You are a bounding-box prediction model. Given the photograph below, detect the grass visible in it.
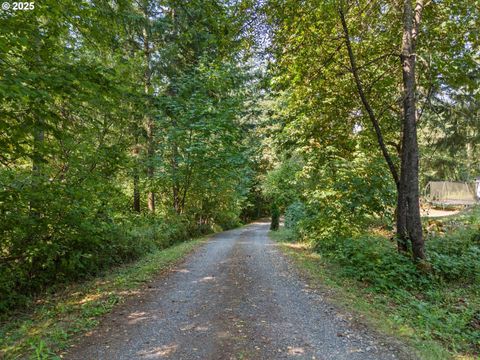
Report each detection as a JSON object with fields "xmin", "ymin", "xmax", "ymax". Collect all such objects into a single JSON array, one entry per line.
[
  {"xmin": 0, "ymin": 236, "xmax": 208, "ymax": 359},
  {"xmin": 270, "ymin": 207, "xmax": 480, "ymax": 360}
]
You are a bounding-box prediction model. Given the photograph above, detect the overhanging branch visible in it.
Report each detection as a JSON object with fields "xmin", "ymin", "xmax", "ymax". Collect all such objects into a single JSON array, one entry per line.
[{"xmin": 338, "ymin": 7, "xmax": 400, "ymax": 188}]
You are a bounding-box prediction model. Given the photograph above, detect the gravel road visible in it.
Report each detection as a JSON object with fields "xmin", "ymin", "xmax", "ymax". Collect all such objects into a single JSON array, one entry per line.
[{"xmin": 66, "ymin": 221, "xmax": 416, "ymax": 360}]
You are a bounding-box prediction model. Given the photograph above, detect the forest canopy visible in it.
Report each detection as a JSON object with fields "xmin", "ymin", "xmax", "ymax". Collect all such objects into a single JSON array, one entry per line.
[{"xmin": 0, "ymin": 0, "xmax": 267, "ymax": 310}]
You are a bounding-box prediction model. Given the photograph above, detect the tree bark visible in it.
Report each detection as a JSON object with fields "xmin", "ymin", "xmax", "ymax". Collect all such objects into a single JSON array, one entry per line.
[
  {"xmin": 143, "ymin": 10, "xmax": 155, "ymax": 214},
  {"xmin": 133, "ymin": 138, "xmax": 141, "ymax": 213},
  {"xmin": 400, "ymin": 0, "xmax": 425, "ymax": 260},
  {"xmin": 30, "ymin": 35, "xmax": 44, "ymax": 219}
]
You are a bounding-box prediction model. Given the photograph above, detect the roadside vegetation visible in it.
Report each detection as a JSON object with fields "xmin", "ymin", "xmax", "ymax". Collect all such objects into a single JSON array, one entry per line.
[
  {"xmin": 263, "ymin": 2, "xmax": 479, "ymax": 358},
  {"xmin": 0, "ymin": 236, "xmax": 207, "ymax": 359},
  {"xmin": 0, "ymin": 1, "xmax": 266, "ymax": 313},
  {"xmin": 1, "ymin": 2, "xmax": 267, "ymax": 357},
  {"xmin": 271, "ymin": 207, "xmax": 480, "ymax": 359}
]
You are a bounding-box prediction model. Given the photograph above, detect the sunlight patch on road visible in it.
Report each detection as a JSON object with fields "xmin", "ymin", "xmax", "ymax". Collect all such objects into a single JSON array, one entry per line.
[
  {"xmin": 287, "ymin": 346, "xmax": 305, "ymax": 355},
  {"xmin": 127, "ymin": 311, "xmax": 150, "ymax": 325},
  {"xmin": 138, "ymin": 343, "xmax": 178, "ymax": 358},
  {"xmin": 174, "ymin": 269, "xmax": 190, "ymax": 273}
]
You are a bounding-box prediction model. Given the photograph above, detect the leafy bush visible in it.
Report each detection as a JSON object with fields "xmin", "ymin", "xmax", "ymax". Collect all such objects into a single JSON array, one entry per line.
[
  {"xmin": 262, "ymin": 157, "xmax": 304, "ymax": 210},
  {"xmin": 0, "ymin": 174, "xmax": 198, "ymax": 312},
  {"xmin": 427, "ymin": 228, "xmax": 480, "ymax": 283},
  {"xmin": 213, "ymin": 212, "xmax": 242, "ymax": 231},
  {"xmin": 333, "ymin": 235, "xmax": 424, "ymax": 292},
  {"xmin": 299, "ymin": 151, "xmax": 396, "ymax": 247},
  {"xmin": 285, "ymin": 201, "xmax": 306, "ymax": 230},
  {"xmin": 306, "ymin": 228, "xmax": 479, "ymax": 294}
]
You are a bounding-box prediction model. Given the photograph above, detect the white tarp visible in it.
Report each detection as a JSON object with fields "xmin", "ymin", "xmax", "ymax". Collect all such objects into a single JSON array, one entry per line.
[
  {"xmin": 426, "ymin": 181, "xmax": 478, "ymax": 204},
  {"xmin": 476, "ymin": 179, "xmax": 480, "ymax": 200}
]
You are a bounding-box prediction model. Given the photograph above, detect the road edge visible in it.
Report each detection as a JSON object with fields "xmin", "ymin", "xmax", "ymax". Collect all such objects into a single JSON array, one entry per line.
[
  {"xmin": 0, "ymin": 235, "xmax": 213, "ymax": 359},
  {"xmin": 269, "ymin": 230, "xmax": 452, "ymax": 360}
]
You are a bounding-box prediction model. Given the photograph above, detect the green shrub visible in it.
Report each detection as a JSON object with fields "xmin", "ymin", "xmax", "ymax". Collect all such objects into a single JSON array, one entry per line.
[
  {"xmin": 285, "ymin": 201, "xmax": 306, "ymax": 230},
  {"xmin": 427, "ymin": 229, "xmax": 480, "ymax": 283},
  {"xmin": 333, "ymin": 235, "xmax": 424, "ymax": 292},
  {"xmin": 308, "ymin": 228, "xmax": 479, "ymax": 293},
  {"xmin": 213, "ymin": 212, "xmax": 242, "ymax": 231},
  {"xmin": 0, "ymin": 180, "xmax": 196, "ymax": 313},
  {"xmin": 298, "ymin": 152, "xmax": 396, "ymax": 247},
  {"xmin": 270, "ymin": 202, "xmax": 280, "ymax": 231}
]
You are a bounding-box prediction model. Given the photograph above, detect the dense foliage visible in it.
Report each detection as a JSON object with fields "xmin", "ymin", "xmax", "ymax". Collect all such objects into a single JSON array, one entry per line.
[
  {"xmin": 0, "ymin": 0, "xmax": 265, "ymax": 311},
  {"xmin": 263, "ymin": 0, "xmax": 479, "ymax": 255}
]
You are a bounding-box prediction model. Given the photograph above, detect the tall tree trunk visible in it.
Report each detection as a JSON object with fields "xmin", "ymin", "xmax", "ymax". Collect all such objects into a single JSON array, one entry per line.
[
  {"xmin": 143, "ymin": 15, "xmax": 155, "ymax": 214},
  {"xmin": 400, "ymin": 0, "xmax": 425, "ymax": 260},
  {"xmin": 339, "ymin": 3, "xmax": 427, "ymax": 259},
  {"xmin": 133, "ymin": 137, "xmax": 141, "ymax": 213},
  {"xmin": 30, "ymin": 36, "xmax": 44, "ymax": 219},
  {"xmin": 30, "ymin": 117, "xmax": 44, "ymax": 217},
  {"xmin": 172, "ymin": 138, "xmax": 180, "ymax": 214}
]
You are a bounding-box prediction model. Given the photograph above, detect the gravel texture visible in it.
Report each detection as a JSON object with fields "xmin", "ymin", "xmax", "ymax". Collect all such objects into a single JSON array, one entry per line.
[{"xmin": 66, "ymin": 221, "xmax": 417, "ymax": 360}]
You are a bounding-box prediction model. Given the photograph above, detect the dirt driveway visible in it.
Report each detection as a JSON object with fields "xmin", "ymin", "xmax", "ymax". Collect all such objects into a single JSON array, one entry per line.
[{"xmin": 66, "ymin": 221, "xmax": 415, "ymax": 360}]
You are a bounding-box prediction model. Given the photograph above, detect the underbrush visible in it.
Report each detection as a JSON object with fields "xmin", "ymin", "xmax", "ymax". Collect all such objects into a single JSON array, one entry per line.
[
  {"xmin": 0, "ymin": 212, "xmax": 216, "ymax": 313},
  {"xmin": 0, "ymin": 238, "xmax": 205, "ymax": 359},
  {"xmin": 275, "ymin": 207, "xmax": 480, "ymax": 358}
]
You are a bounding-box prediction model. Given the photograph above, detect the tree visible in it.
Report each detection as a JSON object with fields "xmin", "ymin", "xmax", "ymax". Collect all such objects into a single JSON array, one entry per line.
[
  {"xmin": 338, "ymin": 1, "xmax": 426, "ymax": 259},
  {"xmin": 397, "ymin": 0, "xmax": 426, "ymax": 259},
  {"xmin": 0, "ymin": 0, "xmax": 262, "ymax": 309},
  {"xmin": 264, "ymin": 0, "xmax": 478, "ymax": 260}
]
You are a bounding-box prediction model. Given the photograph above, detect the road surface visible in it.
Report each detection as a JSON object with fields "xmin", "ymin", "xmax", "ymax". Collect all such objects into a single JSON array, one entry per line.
[{"xmin": 66, "ymin": 221, "xmax": 415, "ymax": 360}]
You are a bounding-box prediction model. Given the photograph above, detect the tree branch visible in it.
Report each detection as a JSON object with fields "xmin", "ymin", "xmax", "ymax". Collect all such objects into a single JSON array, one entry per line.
[
  {"xmin": 413, "ymin": 0, "xmax": 428, "ymax": 47},
  {"xmin": 338, "ymin": 7, "xmax": 400, "ymax": 188}
]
